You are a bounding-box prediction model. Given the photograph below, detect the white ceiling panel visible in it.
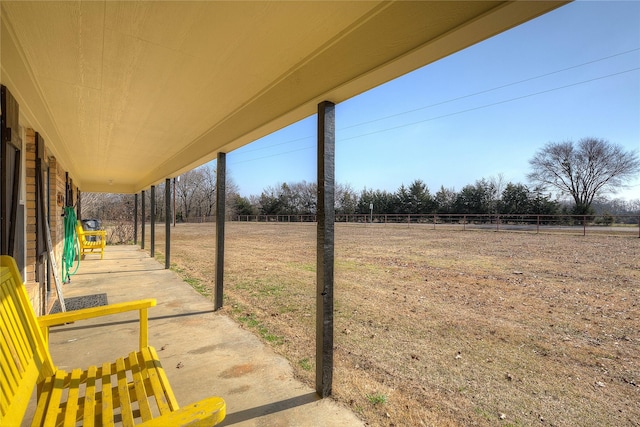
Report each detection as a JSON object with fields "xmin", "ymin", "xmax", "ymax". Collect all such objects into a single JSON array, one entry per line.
[{"xmin": 1, "ymin": 1, "xmax": 567, "ymax": 193}]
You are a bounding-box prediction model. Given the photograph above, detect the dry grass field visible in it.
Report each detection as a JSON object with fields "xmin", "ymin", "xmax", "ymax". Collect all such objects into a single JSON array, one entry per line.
[{"xmin": 148, "ymin": 222, "xmax": 639, "ymax": 426}]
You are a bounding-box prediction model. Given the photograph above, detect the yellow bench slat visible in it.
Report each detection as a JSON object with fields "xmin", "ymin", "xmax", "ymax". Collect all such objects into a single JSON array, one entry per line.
[
  {"xmin": 101, "ymin": 362, "xmax": 114, "ymax": 426},
  {"xmin": 83, "ymin": 365, "xmax": 98, "ymax": 427},
  {"xmin": 62, "ymin": 368, "xmax": 83, "ymax": 427},
  {"xmin": 139, "ymin": 347, "xmax": 178, "ymax": 415},
  {"xmin": 0, "ymin": 360, "xmax": 40, "ymax": 424},
  {"xmin": 116, "ymin": 356, "xmax": 136, "ymax": 427},
  {"xmin": 32, "ymin": 372, "xmax": 54, "ymax": 426},
  {"xmin": 128, "ymin": 351, "xmax": 153, "ymax": 422},
  {"xmin": 0, "ymin": 326, "xmax": 22, "ymax": 394},
  {"xmin": 42, "ymin": 370, "xmax": 66, "ymax": 427},
  {"xmin": 0, "ymin": 285, "xmax": 31, "ymax": 370}
]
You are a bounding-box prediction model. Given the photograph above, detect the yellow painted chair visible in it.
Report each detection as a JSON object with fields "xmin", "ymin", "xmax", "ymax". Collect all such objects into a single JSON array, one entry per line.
[
  {"xmin": 76, "ymin": 220, "xmax": 107, "ymax": 259},
  {"xmin": 0, "ymin": 255, "xmax": 226, "ymax": 426}
]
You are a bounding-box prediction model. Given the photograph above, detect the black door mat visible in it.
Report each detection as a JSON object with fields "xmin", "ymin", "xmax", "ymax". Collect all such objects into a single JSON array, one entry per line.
[{"xmin": 49, "ymin": 293, "xmax": 108, "ymax": 314}]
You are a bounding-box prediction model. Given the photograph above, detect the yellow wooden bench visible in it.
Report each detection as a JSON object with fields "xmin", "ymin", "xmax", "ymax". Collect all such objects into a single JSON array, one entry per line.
[
  {"xmin": 76, "ymin": 221, "xmax": 107, "ymax": 259},
  {"xmin": 0, "ymin": 255, "xmax": 226, "ymax": 426}
]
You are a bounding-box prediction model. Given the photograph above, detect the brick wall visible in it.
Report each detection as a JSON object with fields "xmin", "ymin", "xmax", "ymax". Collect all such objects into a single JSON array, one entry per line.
[
  {"xmin": 23, "ymin": 128, "xmax": 77, "ymax": 315},
  {"xmin": 24, "ymin": 129, "xmax": 39, "ymax": 311},
  {"xmin": 49, "ymin": 156, "xmax": 64, "ymax": 273}
]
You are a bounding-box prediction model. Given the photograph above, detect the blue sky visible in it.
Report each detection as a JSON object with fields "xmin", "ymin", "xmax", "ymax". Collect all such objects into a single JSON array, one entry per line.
[{"xmin": 224, "ymin": 1, "xmax": 640, "ymax": 202}]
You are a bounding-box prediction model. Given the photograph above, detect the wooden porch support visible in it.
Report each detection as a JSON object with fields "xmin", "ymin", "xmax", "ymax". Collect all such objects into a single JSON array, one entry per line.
[
  {"xmin": 134, "ymin": 194, "xmax": 138, "ymax": 245},
  {"xmin": 77, "ymin": 191, "xmax": 82, "ymax": 221},
  {"xmin": 165, "ymin": 178, "xmax": 171, "ymax": 269},
  {"xmin": 214, "ymin": 152, "xmax": 226, "ymax": 310},
  {"xmin": 316, "ymin": 100, "xmax": 335, "ymax": 398},
  {"xmin": 173, "ymin": 178, "xmax": 177, "ymax": 227},
  {"xmin": 141, "ymin": 191, "xmax": 145, "ymax": 249},
  {"xmin": 65, "ymin": 172, "xmax": 69, "ymax": 206},
  {"xmin": 150, "ymin": 185, "xmax": 155, "ymax": 257}
]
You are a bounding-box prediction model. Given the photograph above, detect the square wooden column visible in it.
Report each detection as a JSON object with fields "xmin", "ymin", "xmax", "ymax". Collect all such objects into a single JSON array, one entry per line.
[
  {"xmin": 150, "ymin": 185, "xmax": 155, "ymax": 257},
  {"xmin": 141, "ymin": 191, "xmax": 145, "ymax": 249},
  {"xmin": 165, "ymin": 178, "xmax": 171, "ymax": 269},
  {"xmin": 214, "ymin": 152, "xmax": 226, "ymax": 310},
  {"xmin": 316, "ymin": 100, "xmax": 335, "ymax": 398},
  {"xmin": 134, "ymin": 194, "xmax": 138, "ymax": 245}
]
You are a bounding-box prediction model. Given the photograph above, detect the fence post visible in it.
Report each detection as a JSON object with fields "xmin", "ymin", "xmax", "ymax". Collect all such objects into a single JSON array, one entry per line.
[
  {"xmin": 537, "ymin": 215, "xmax": 540, "ymax": 234},
  {"xmin": 433, "ymin": 214, "xmax": 436, "ymax": 230},
  {"xmin": 583, "ymin": 215, "xmax": 586, "ymax": 236},
  {"xmin": 463, "ymin": 215, "xmax": 466, "ymax": 231},
  {"xmin": 496, "ymin": 214, "xmax": 500, "ymax": 232}
]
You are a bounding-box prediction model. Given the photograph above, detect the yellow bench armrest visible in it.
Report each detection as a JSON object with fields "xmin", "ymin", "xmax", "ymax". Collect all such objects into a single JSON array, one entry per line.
[
  {"xmin": 139, "ymin": 396, "xmax": 226, "ymax": 427},
  {"xmin": 81, "ymin": 229, "xmax": 106, "ymax": 237},
  {"xmin": 38, "ymin": 299, "xmax": 156, "ymax": 348}
]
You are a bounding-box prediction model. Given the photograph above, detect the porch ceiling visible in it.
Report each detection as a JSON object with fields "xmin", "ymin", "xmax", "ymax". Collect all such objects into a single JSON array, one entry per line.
[{"xmin": 1, "ymin": 1, "xmax": 566, "ymax": 194}]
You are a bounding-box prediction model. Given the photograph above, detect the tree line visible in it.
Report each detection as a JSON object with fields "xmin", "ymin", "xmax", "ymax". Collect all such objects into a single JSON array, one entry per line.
[
  {"xmin": 82, "ymin": 138, "xmax": 639, "ymax": 224},
  {"xmin": 82, "ymin": 173, "xmax": 638, "ymax": 227},
  {"xmin": 239, "ymin": 177, "xmax": 638, "ymax": 219}
]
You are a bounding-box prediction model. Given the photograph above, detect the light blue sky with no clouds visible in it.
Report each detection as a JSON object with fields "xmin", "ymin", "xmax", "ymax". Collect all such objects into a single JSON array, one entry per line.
[{"xmin": 221, "ymin": 1, "xmax": 640, "ymax": 202}]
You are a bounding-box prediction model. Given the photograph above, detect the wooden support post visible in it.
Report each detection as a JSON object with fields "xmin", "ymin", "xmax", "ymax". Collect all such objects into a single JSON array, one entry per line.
[
  {"xmin": 65, "ymin": 172, "xmax": 69, "ymax": 207},
  {"xmin": 141, "ymin": 191, "xmax": 145, "ymax": 249},
  {"xmin": 165, "ymin": 179, "xmax": 171, "ymax": 269},
  {"xmin": 150, "ymin": 186, "xmax": 155, "ymax": 257},
  {"xmin": 77, "ymin": 190, "xmax": 82, "ymax": 221},
  {"xmin": 214, "ymin": 153, "xmax": 226, "ymax": 310},
  {"xmin": 134, "ymin": 194, "xmax": 138, "ymax": 245},
  {"xmin": 316, "ymin": 100, "xmax": 335, "ymax": 398},
  {"xmin": 173, "ymin": 178, "xmax": 177, "ymax": 227}
]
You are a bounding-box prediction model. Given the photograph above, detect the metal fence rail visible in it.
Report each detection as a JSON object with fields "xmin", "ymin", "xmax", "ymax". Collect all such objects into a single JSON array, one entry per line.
[{"xmin": 226, "ymin": 213, "xmax": 640, "ymax": 237}]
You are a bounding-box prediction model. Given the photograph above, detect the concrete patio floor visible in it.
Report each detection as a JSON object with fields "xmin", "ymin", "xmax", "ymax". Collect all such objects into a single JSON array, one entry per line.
[{"xmin": 26, "ymin": 245, "xmax": 363, "ymax": 426}]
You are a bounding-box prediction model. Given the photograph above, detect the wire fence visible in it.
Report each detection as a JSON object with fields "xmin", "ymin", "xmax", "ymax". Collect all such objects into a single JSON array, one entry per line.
[{"xmin": 221, "ymin": 213, "xmax": 640, "ymax": 237}]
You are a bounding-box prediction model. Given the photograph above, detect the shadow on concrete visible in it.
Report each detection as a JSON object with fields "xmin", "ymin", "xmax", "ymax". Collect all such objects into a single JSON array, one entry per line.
[
  {"xmin": 48, "ymin": 310, "xmax": 216, "ymax": 334},
  {"xmin": 220, "ymin": 392, "xmax": 319, "ymax": 425},
  {"xmin": 74, "ymin": 268, "xmax": 165, "ymax": 276}
]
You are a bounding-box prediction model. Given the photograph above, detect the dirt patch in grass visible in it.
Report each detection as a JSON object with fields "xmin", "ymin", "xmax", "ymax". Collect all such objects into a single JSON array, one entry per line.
[{"xmin": 149, "ymin": 222, "xmax": 639, "ymax": 426}]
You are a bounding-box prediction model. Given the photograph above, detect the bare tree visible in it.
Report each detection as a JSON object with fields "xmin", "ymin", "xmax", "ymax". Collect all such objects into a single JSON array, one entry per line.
[
  {"xmin": 80, "ymin": 192, "xmax": 102, "ymax": 219},
  {"xmin": 199, "ymin": 164, "xmax": 217, "ymax": 217},
  {"xmin": 81, "ymin": 193, "xmax": 134, "ymax": 244},
  {"xmin": 487, "ymin": 173, "xmax": 505, "ymax": 214},
  {"xmin": 336, "ymin": 183, "xmax": 358, "ymax": 215},
  {"xmin": 528, "ymin": 138, "xmax": 640, "ymax": 214},
  {"xmin": 175, "ymin": 168, "xmax": 205, "ymax": 220},
  {"xmin": 174, "ymin": 163, "xmax": 240, "ymax": 221}
]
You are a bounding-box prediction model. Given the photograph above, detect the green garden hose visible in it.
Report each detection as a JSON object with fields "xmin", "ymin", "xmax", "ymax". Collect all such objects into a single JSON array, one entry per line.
[{"xmin": 62, "ymin": 206, "xmax": 80, "ymax": 283}]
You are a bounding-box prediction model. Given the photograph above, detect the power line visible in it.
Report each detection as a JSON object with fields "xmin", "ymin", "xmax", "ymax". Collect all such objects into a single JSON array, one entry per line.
[
  {"xmin": 342, "ymin": 47, "xmax": 640, "ymax": 131},
  {"xmin": 340, "ymin": 67, "xmax": 640, "ymax": 143},
  {"xmin": 229, "ymin": 61, "xmax": 639, "ymax": 165},
  {"xmin": 232, "ymin": 68, "xmax": 640, "ymax": 164},
  {"xmin": 230, "ymin": 144, "xmax": 315, "ymax": 164}
]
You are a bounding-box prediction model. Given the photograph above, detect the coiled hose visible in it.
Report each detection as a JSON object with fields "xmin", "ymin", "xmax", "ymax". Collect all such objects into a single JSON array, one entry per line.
[{"xmin": 62, "ymin": 206, "xmax": 80, "ymax": 283}]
